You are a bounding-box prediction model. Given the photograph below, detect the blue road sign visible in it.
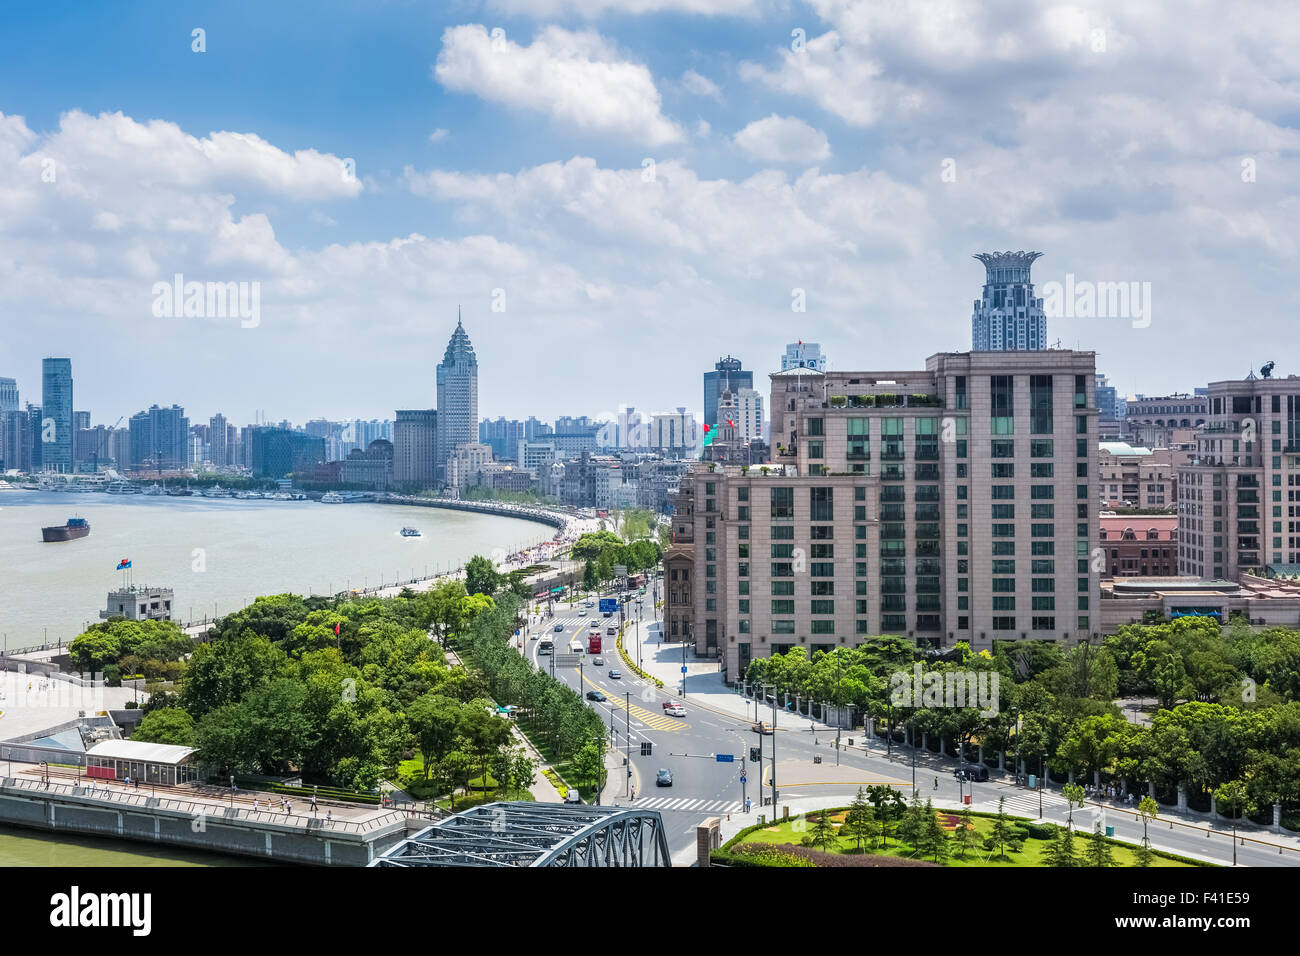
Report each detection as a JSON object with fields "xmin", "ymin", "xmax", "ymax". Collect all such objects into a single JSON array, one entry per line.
[
  {"xmin": 599, "ymin": 598, "xmax": 618, "ymax": 613},
  {"xmin": 681, "ymin": 666, "xmax": 688, "ymax": 673},
  {"xmin": 740, "ymin": 773, "xmax": 747, "ymax": 782},
  {"xmin": 716, "ymin": 754, "xmax": 734, "ymax": 763}
]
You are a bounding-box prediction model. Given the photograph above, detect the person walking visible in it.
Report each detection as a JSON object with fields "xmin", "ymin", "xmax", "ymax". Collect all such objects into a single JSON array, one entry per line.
[
  {"xmin": 311, "ymin": 794, "xmax": 317, "ymax": 816},
  {"xmin": 933, "ymin": 776, "xmax": 939, "ymax": 790}
]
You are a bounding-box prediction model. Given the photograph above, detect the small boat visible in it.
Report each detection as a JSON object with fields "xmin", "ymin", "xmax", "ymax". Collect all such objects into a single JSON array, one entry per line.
[
  {"xmin": 165, "ymin": 483, "xmax": 193, "ymax": 496},
  {"xmin": 105, "ymin": 479, "xmax": 140, "ymax": 494},
  {"xmin": 320, "ymin": 492, "xmax": 344, "ymax": 503},
  {"xmin": 141, "ymin": 483, "xmax": 163, "ymax": 496},
  {"xmin": 201, "ymin": 485, "xmax": 232, "ymax": 498},
  {"xmin": 42, "ymin": 516, "xmax": 90, "ymax": 542},
  {"xmin": 400, "ymin": 527, "xmax": 421, "ymax": 537}
]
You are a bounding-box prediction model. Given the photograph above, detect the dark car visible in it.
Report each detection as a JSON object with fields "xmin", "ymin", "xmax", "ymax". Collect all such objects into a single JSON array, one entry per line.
[
  {"xmin": 955, "ymin": 763, "xmax": 989, "ymax": 782},
  {"xmin": 656, "ymin": 768, "xmax": 673, "ymax": 787},
  {"xmin": 586, "ymin": 690, "xmax": 607, "ymax": 702}
]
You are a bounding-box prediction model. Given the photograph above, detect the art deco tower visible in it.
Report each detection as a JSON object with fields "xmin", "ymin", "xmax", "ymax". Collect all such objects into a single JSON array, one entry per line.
[
  {"xmin": 435, "ymin": 311, "xmax": 478, "ymax": 481},
  {"xmin": 971, "ymin": 251, "xmax": 1048, "ymax": 351}
]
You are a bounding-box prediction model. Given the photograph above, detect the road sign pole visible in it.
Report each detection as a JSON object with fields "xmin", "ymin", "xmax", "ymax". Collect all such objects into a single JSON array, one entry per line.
[{"xmin": 625, "ymin": 691, "xmax": 631, "ymax": 797}]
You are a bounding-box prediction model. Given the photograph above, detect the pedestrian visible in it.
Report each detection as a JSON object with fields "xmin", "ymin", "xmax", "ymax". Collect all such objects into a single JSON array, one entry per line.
[
  {"xmin": 326, "ymin": 810, "xmax": 332, "ymax": 823},
  {"xmin": 311, "ymin": 795, "xmax": 317, "ymax": 815},
  {"xmin": 934, "ymin": 776, "xmax": 939, "ymax": 789},
  {"xmin": 745, "ymin": 796, "xmax": 751, "ymax": 814},
  {"xmin": 252, "ymin": 798, "xmax": 258, "ymax": 812}
]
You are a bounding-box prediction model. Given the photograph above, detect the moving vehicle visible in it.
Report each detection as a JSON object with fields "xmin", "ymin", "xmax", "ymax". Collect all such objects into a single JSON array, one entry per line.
[
  {"xmin": 399, "ymin": 526, "xmax": 421, "ymax": 537},
  {"xmin": 537, "ymin": 640, "xmax": 553, "ymax": 655},
  {"xmin": 955, "ymin": 763, "xmax": 989, "ymax": 782},
  {"xmin": 608, "ymin": 669, "xmax": 621, "ymax": 679},
  {"xmin": 606, "ymin": 625, "xmax": 617, "ymax": 637},
  {"xmin": 564, "ymin": 788, "xmax": 582, "ymax": 804},
  {"xmin": 592, "ymin": 657, "xmax": 604, "ymax": 666},
  {"xmin": 656, "ymin": 769, "xmax": 673, "ymax": 787},
  {"xmin": 554, "ymin": 622, "xmax": 564, "ymax": 631},
  {"xmin": 664, "ymin": 703, "xmax": 685, "ymax": 717},
  {"xmin": 751, "ymin": 721, "xmax": 774, "ymax": 735},
  {"xmin": 568, "ymin": 639, "xmax": 584, "ymax": 654},
  {"xmin": 586, "ymin": 690, "xmax": 606, "ymax": 702},
  {"xmin": 587, "ymin": 634, "xmax": 602, "ymax": 654},
  {"xmin": 41, "ymin": 517, "xmax": 90, "ymax": 542}
]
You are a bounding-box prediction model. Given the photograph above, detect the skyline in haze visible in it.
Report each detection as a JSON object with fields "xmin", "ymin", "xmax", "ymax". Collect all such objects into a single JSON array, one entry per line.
[{"xmin": 3, "ymin": 1, "xmax": 1296, "ymax": 425}]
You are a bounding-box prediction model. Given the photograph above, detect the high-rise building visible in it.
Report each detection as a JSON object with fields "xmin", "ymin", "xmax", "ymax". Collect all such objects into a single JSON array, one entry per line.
[
  {"xmin": 649, "ymin": 408, "xmax": 698, "ymax": 457},
  {"xmin": 128, "ymin": 405, "xmax": 190, "ymax": 472},
  {"xmin": 26, "ymin": 404, "xmax": 42, "ymax": 471},
  {"xmin": 436, "ymin": 314, "xmax": 478, "ymax": 481},
  {"xmin": 780, "ymin": 342, "xmax": 826, "ymax": 372},
  {"xmin": 74, "ymin": 410, "xmax": 91, "ymax": 432},
  {"xmin": 251, "ymin": 428, "xmax": 325, "ymax": 479},
  {"xmin": 704, "ymin": 356, "xmax": 753, "ymax": 430},
  {"xmin": 1095, "ymin": 374, "xmax": 1120, "ymax": 424},
  {"xmin": 209, "ymin": 413, "xmax": 228, "ymax": 467},
  {"xmin": 480, "ymin": 416, "xmax": 525, "ymax": 460},
  {"xmin": 41, "ymin": 358, "xmax": 74, "ymax": 473},
  {"xmin": 524, "ymin": 416, "xmax": 553, "ymax": 441},
  {"xmin": 735, "ymin": 387, "xmax": 765, "ymax": 444},
  {"xmin": 394, "ymin": 408, "xmax": 438, "ymax": 490},
  {"xmin": 0, "ymin": 378, "xmax": 18, "ymax": 414},
  {"xmin": 1178, "ymin": 372, "xmax": 1300, "ymax": 579},
  {"xmin": 971, "ymin": 251, "xmax": 1048, "ymax": 351},
  {"xmin": 666, "ymin": 349, "xmax": 1099, "ymax": 674}
]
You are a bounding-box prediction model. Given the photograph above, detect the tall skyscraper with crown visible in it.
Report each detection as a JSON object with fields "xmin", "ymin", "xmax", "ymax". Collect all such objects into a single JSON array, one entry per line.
[{"xmin": 436, "ymin": 310, "xmax": 478, "ymax": 482}]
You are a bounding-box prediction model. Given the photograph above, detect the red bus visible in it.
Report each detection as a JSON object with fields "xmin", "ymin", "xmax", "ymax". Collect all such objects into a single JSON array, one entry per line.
[{"xmin": 588, "ymin": 633, "xmax": 602, "ymax": 654}]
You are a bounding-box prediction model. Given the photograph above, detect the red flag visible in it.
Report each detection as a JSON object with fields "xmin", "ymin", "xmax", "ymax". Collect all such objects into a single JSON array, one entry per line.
[{"xmin": 334, "ymin": 621, "xmax": 341, "ymax": 636}]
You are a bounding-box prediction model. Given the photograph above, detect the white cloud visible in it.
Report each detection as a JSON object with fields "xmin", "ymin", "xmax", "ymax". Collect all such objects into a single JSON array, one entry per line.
[
  {"xmin": 434, "ymin": 24, "xmax": 684, "ymax": 145},
  {"xmin": 681, "ymin": 68, "xmax": 722, "ymax": 100},
  {"xmin": 733, "ymin": 114, "xmax": 831, "ymax": 164},
  {"xmin": 484, "ymin": 0, "xmax": 760, "ymax": 16},
  {"xmin": 428, "ymin": 127, "xmax": 450, "ymax": 143},
  {"xmin": 695, "ymin": 118, "xmax": 711, "ymax": 138}
]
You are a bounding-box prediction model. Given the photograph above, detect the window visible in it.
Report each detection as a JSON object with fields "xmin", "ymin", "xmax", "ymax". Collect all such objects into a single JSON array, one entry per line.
[
  {"xmin": 1030, "ymin": 375, "xmax": 1053, "ymax": 434},
  {"xmin": 771, "ymin": 487, "xmax": 794, "ymax": 519},
  {"xmin": 771, "ymin": 600, "xmax": 795, "ymax": 615},
  {"xmin": 807, "ymin": 417, "xmax": 824, "ymax": 437},
  {"xmin": 772, "ymin": 581, "xmax": 794, "ymax": 595},
  {"xmin": 810, "ymin": 487, "xmax": 834, "ymax": 521}
]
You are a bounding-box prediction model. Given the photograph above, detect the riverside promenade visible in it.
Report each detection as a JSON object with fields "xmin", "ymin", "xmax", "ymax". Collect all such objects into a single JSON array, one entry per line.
[{"xmin": 0, "ymin": 765, "xmax": 413, "ymax": 865}]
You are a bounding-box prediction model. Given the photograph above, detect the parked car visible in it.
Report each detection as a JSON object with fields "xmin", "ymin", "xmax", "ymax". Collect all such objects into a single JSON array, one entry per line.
[
  {"xmin": 564, "ymin": 788, "xmax": 583, "ymax": 804},
  {"xmin": 609, "ymin": 669, "xmax": 621, "ymax": 679},
  {"xmin": 586, "ymin": 690, "xmax": 607, "ymax": 702},
  {"xmin": 656, "ymin": 768, "xmax": 673, "ymax": 787}
]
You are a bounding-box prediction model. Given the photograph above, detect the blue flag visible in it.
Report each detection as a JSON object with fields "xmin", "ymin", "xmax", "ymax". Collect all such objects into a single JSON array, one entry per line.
[{"xmin": 116, "ymin": 558, "xmax": 131, "ymax": 570}]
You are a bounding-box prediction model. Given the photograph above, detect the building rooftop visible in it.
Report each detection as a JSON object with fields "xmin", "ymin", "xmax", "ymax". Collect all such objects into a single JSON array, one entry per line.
[
  {"xmin": 1099, "ymin": 441, "xmax": 1154, "ymax": 457},
  {"xmin": 86, "ymin": 739, "xmax": 195, "ymax": 764}
]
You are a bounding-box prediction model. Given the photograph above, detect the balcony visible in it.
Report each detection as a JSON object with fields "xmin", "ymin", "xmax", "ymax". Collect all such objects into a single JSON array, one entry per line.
[
  {"xmin": 881, "ymin": 448, "xmax": 905, "ymax": 462},
  {"xmin": 846, "ymin": 449, "xmax": 871, "ymax": 461},
  {"xmin": 916, "ymin": 541, "xmax": 941, "ymax": 557},
  {"xmin": 915, "ymin": 523, "xmax": 940, "ymax": 539},
  {"xmin": 914, "ymin": 465, "xmax": 940, "ymax": 481},
  {"xmin": 881, "ymin": 465, "xmax": 906, "ymax": 481}
]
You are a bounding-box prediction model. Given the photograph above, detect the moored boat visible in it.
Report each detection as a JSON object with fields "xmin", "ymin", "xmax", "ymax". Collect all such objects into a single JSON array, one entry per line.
[{"xmin": 41, "ymin": 516, "xmax": 90, "ymax": 542}]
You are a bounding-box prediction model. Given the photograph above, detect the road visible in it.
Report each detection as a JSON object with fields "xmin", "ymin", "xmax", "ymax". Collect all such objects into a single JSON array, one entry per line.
[{"xmin": 518, "ymin": 587, "xmax": 1300, "ymax": 868}]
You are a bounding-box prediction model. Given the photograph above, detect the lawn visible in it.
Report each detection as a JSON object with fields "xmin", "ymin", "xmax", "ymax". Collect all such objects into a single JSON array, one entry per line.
[{"xmin": 733, "ymin": 809, "xmax": 1196, "ymax": 867}]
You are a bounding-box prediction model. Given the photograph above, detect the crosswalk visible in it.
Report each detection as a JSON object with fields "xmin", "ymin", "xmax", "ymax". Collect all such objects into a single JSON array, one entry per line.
[
  {"xmin": 983, "ymin": 791, "xmax": 1067, "ymax": 818},
  {"xmin": 630, "ymin": 796, "xmax": 744, "ymax": 814}
]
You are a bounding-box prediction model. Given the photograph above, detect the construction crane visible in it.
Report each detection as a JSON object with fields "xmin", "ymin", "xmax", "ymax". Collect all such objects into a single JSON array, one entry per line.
[{"xmin": 91, "ymin": 416, "xmax": 124, "ymax": 473}]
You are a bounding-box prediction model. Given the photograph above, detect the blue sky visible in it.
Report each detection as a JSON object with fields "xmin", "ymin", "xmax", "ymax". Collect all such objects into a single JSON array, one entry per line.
[{"xmin": 2, "ymin": 0, "xmax": 1297, "ymax": 427}]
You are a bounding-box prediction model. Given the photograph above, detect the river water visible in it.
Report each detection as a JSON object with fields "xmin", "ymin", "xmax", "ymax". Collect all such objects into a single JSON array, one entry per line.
[
  {"xmin": 0, "ymin": 491, "xmax": 553, "ymax": 649},
  {"xmin": 0, "ymin": 490, "xmax": 551, "ymax": 864}
]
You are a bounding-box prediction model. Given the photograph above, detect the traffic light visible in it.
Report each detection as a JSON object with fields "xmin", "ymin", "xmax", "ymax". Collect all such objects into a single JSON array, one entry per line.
[
  {"xmin": 749, "ymin": 747, "xmax": 761, "ymax": 762},
  {"xmin": 640, "ymin": 741, "xmax": 652, "ymax": 756}
]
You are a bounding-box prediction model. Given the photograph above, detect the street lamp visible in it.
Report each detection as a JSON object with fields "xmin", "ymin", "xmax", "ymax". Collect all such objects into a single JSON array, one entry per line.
[{"xmin": 1039, "ymin": 752, "xmax": 1046, "ymax": 819}]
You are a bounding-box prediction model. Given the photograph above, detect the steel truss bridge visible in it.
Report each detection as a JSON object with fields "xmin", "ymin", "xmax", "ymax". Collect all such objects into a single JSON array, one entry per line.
[{"xmin": 370, "ymin": 801, "xmax": 671, "ymax": 867}]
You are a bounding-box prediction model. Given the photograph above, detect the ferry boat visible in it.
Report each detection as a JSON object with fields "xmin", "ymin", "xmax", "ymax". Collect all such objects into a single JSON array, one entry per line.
[
  {"xmin": 201, "ymin": 485, "xmax": 233, "ymax": 498},
  {"xmin": 141, "ymin": 483, "xmax": 163, "ymax": 496},
  {"xmin": 165, "ymin": 484, "xmax": 193, "ymax": 496},
  {"xmin": 399, "ymin": 527, "xmax": 421, "ymax": 537},
  {"xmin": 320, "ymin": 492, "xmax": 344, "ymax": 503},
  {"xmin": 105, "ymin": 479, "xmax": 140, "ymax": 494},
  {"xmin": 42, "ymin": 516, "xmax": 91, "ymax": 542}
]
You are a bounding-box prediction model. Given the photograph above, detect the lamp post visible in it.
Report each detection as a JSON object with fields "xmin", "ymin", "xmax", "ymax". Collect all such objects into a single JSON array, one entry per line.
[{"xmin": 1039, "ymin": 752, "xmax": 1046, "ymax": 819}]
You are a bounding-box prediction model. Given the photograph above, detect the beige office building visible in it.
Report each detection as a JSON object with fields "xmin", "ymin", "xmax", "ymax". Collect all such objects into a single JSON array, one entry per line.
[
  {"xmin": 667, "ymin": 350, "xmax": 1100, "ymax": 679},
  {"xmin": 1177, "ymin": 374, "xmax": 1300, "ymax": 580}
]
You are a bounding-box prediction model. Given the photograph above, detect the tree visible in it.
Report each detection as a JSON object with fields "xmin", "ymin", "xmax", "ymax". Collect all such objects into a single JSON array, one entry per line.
[
  {"xmin": 866, "ymin": 784, "xmax": 905, "ymax": 848},
  {"xmin": 1084, "ymin": 819, "xmax": 1116, "ymax": 867},
  {"xmin": 896, "ymin": 792, "xmax": 926, "ymax": 854},
  {"xmin": 808, "ymin": 811, "xmax": 839, "ymax": 853},
  {"xmin": 582, "ymin": 560, "xmax": 598, "ymax": 591},
  {"xmin": 843, "ymin": 787, "xmax": 876, "ymax": 852},
  {"xmin": 465, "ymin": 555, "xmax": 500, "ymax": 597},
  {"xmin": 1045, "ymin": 825, "xmax": 1079, "ymax": 867},
  {"xmin": 1062, "ymin": 782, "xmax": 1087, "ymax": 828},
  {"xmin": 405, "ymin": 693, "xmax": 462, "ymax": 779},
  {"xmin": 571, "ymin": 739, "xmax": 604, "ymax": 793},
  {"xmin": 983, "ymin": 796, "xmax": 1021, "ymax": 859},
  {"xmin": 131, "ymin": 707, "xmax": 196, "ymax": 747},
  {"xmin": 457, "ymin": 706, "xmax": 513, "ymax": 789},
  {"xmin": 1137, "ymin": 795, "xmax": 1159, "ymax": 854},
  {"xmin": 920, "ymin": 799, "xmax": 951, "ymax": 864},
  {"xmin": 953, "ymin": 805, "xmax": 979, "ymax": 859}
]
